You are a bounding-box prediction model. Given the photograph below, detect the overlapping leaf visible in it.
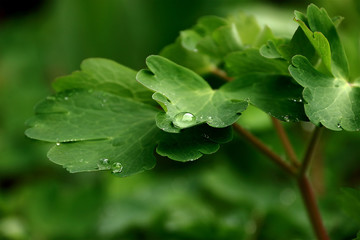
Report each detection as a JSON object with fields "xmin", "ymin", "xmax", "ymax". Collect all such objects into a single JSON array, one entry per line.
[
  {"xmin": 289, "ymin": 56, "xmax": 360, "ymax": 131},
  {"xmin": 224, "ymin": 48, "xmax": 306, "ymax": 122},
  {"xmin": 289, "ymin": 5, "xmax": 360, "ymax": 131},
  {"xmin": 137, "ymin": 55, "xmax": 248, "ymax": 133},
  {"xmin": 161, "ymin": 14, "xmax": 274, "ymax": 74},
  {"xmin": 294, "ymin": 4, "xmax": 349, "ymax": 78},
  {"xmin": 26, "ymin": 59, "xmax": 233, "ymax": 176}
]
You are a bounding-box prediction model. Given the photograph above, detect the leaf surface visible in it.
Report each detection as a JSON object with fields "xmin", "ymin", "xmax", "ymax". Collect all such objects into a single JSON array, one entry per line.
[
  {"xmin": 26, "ymin": 60, "xmax": 233, "ymax": 176},
  {"xmin": 137, "ymin": 55, "xmax": 248, "ymax": 133},
  {"xmin": 295, "ymin": 4, "xmax": 349, "ymax": 78},
  {"xmin": 221, "ymin": 74, "xmax": 307, "ymax": 122},
  {"xmin": 53, "ymin": 58, "xmax": 153, "ymax": 104},
  {"xmin": 289, "ymin": 55, "xmax": 360, "ymax": 131}
]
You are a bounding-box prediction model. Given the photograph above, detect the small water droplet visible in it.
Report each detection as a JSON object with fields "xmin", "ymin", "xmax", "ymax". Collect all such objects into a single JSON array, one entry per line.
[
  {"xmin": 337, "ymin": 123, "xmax": 341, "ymax": 128},
  {"xmin": 56, "ymin": 142, "xmax": 60, "ymax": 146},
  {"xmin": 111, "ymin": 162, "xmax": 123, "ymax": 174},
  {"xmin": 97, "ymin": 158, "xmax": 111, "ymax": 170},
  {"xmin": 284, "ymin": 115, "xmax": 290, "ymax": 122},
  {"xmin": 202, "ymin": 133, "xmax": 210, "ymax": 139},
  {"xmin": 173, "ymin": 112, "xmax": 196, "ymax": 128}
]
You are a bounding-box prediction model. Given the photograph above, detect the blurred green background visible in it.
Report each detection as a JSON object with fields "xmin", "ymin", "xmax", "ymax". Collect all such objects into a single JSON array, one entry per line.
[{"xmin": 0, "ymin": 0, "xmax": 359, "ymax": 239}]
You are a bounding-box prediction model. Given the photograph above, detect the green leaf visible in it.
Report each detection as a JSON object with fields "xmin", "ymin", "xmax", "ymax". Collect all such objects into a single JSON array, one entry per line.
[
  {"xmin": 225, "ymin": 49, "xmax": 289, "ymax": 77},
  {"xmin": 137, "ymin": 55, "xmax": 248, "ymax": 133},
  {"xmin": 26, "ymin": 90, "xmax": 232, "ymax": 176},
  {"xmin": 295, "ymin": 4, "xmax": 349, "ymax": 79},
  {"xmin": 221, "ymin": 74, "xmax": 307, "ymax": 122},
  {"xmin": 224, "ymin": 49, "xmax": 306, "ymax": 122},
  {"xmin": 26, "ymin": 90, "xmax": 160, "ymax": 176},
  {"xmin": 160, "ymin": 31, "xmax": 215, "ymax": 74},
  {"xmin": 53, "ymin": 58, "xmax": 153, "ymax": 105},
  {"xmin": 260, "ymin": 27, "xmax": 316, "ymax": 63},
  {"xmin": 26, "ymin": 59, "xmax": 234, "ymax": 176},
  {"xmin": 289, "ymin": 55, "xmax": 360, "ymax": 131},
  {"xmin": 160, "ymin": 13, "xmax": 274, "ymax": 75}
]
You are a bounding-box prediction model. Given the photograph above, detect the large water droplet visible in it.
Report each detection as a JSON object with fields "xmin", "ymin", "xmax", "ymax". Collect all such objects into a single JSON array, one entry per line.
[
  {"xmin": 111, "ymin": 162, "xmax": 123, "ymax": 174},
  {"xmin": 173, "ymin": 112, "xmax": 196, "ymax": 128}
]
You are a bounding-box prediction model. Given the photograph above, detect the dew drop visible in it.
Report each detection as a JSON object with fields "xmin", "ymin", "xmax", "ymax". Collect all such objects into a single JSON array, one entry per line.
[
  {"xmin": 111, "ymin": 162, "xmax": 123, "ymax": 174},
  {"xmin": 202, "ymin": 133, "xmax": 210, "ymax": 139},
  {"xmin": 337, "ymin": 123, "xmax": 341, "ymax": 128},
  {"xmin": 284, "ymin": 115, "xmax": 290, "ymax": 122},
  {"xmin": 56, "ymin": 142, "xmax": 60, "ymax": 146},
  {"xmin": 97, "ymin": 158, "xmax": 111, "ymax": 170},
  {"xmin": 173, "ymin": 112, "xmax": 196, "ymax": 128}
]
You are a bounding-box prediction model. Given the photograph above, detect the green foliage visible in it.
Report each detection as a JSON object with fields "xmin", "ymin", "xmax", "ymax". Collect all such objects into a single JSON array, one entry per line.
[
  {"xmin": 7, "ymin": 1, "xmax": 359, "ymax": 239},
  {"xmin": 289, "ymin": 55, "xmax": 360, "ymax": 131},
  {"xmin": 137, "ymin": 55, "xmax": 248, "ymax": 132},
  {"xmin": 26, "ymin": 59, "xmax": 233, "ymax": 176}
]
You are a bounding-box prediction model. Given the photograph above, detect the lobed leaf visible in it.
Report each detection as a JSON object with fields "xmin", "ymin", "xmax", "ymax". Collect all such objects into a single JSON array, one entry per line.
[
  {"xmin": 137, "ymin": 55, "xmax": 248, "ymax": 133},
  {"xmin": 289, "ymin": 55, "xmax": 360, "ymax": 131},
  {"xmin": 26, "ymin": 59, "xmax": 233, "ymax": 176},
  {"xmin": 53, "ymin": 58, "xmax": 153, "ymax": 104},
  {"xmin": 294, "ymin": 4, "xmax": 349, "ymax": 79},
  {"xmin": 221, "ymin": 73, "xmax": 307, "ymax": 122}
]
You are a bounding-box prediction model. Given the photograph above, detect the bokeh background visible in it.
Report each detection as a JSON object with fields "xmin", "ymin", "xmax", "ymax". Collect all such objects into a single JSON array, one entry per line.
[{"xmin": 0, "ymin": 0, "xmax": 360, "ymax": 239}]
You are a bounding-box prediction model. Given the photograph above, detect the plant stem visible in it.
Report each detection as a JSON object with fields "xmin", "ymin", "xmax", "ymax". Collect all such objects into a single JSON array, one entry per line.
[
  {"xmin": 211, "ymin": 68, "xmax": 233, "ymax": 82},
  {"xmin": 234, "ymin": 123, "xmax": 329, "ymax": 240},
  {"xmin": 298, "ymin": 176, "xmax": 329, "ymax": 240},
  {"xmin": 233, "ymin": 123, "xmax": 297, "ymax": 176},
  {"xmin": 299, "ymin": 127, "xmax": 323, "ymax": 176},
  {"xmin": 271, "ymin": 117, "xmax": 301, "ymax": 167}
]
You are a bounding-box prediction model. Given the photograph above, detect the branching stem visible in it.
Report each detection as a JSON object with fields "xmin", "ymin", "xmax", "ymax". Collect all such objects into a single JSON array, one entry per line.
[
  {"xmin": 232, "ymin": 123, "xmax": 297, "ymax": 176},
  {"xmin": 299, "ymin": 127, "xmax": 323, "ymax": 176},
  {"xmin": 234, "ymin": 123, "xmax": 329, "ymax": 240},
  {"xmin": 271, "ymin": 117, "xmax": 301, "ymax": 167}
]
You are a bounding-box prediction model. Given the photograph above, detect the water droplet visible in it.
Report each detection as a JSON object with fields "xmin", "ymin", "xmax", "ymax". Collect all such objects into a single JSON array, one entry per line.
[
  {"xmin": 298, "ymin": 99, "xmax": 303, "ymax": 103},
  {"xmin": 111, "ymin": 162, "xmax": 123, "ymax": 174},
  {"xmin": 202, "ymin": 133, "xmax": 210, "ymax": 139},
  {"xmin": 337, "ymin": 123, "xmax": 341, "ymax": 128},
  {"xmin": 56, "ymin": 142, "xmax": 60, "ymax": 146},
  {"xmin": 97, "ymin": 158, "xmax": 111, "ymax": 170},
  {"xmin": 283, "ymin": 115, "xmax": 290, "ymax": 122},
  {"xmin": 173, "ymin": 112, "xmax": 196, "ymax": 128}
]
